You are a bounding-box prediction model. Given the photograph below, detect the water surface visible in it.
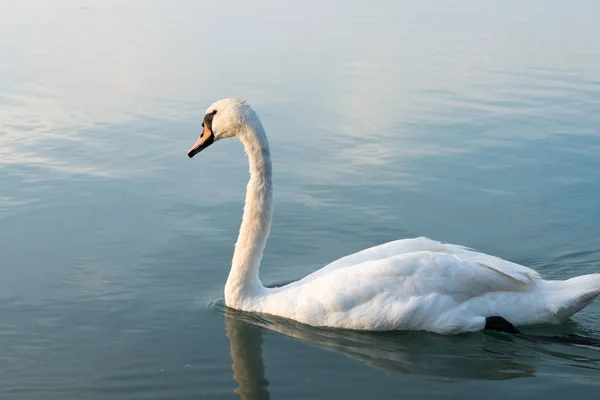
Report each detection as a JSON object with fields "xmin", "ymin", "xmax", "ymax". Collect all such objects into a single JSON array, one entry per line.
[{"xmin": 2, "ymin": 1, "xmax": 600, "ymax": 398}]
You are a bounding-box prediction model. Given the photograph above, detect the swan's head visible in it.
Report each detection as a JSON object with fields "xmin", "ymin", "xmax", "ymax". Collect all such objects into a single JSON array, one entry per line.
[{"xmin": 187, "ymin": 98, "xmax": 257, "ymax": 158}]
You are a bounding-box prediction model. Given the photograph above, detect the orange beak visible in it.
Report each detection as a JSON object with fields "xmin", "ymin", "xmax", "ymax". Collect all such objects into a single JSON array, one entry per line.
[{"xmin": 188, "ymin": 124, "xmax": 215, "ymax": 158}]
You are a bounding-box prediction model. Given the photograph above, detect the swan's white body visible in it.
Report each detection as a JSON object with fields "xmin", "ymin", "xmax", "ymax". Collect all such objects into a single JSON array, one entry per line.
[{"xmin": 190, "ymin": 98, "xmax": 600, "ymax": 334}]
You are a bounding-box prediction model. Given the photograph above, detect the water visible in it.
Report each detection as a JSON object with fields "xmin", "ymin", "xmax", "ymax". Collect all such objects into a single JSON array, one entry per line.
[{"xmin": 2, "ymin": 0, "xmax": 600, "ymax": 398}]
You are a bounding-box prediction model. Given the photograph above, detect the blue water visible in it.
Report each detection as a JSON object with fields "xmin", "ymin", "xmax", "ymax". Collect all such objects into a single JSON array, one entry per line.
[{"xmin": 2, "ymin": 1, "xmax": 600, "ymax": 398}]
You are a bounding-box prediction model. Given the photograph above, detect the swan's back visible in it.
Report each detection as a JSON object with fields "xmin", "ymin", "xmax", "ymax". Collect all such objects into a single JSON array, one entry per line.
[{"xmin": 311, "ymin": 237, "xmax": 540, "ymax": 284}]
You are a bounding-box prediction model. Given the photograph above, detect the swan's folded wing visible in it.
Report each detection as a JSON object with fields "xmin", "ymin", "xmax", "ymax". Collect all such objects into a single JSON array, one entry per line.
[
  {"xmin": 301, "ymin": 250, "xmax": 538, "ymax": 314},
  {"xmin": 272, "ymin": 250, "xmax": 541, "ymax": 331},
  {"xmin": 315, "ymin": 237, "xmax": 449, "ymax": 275},
  {"xmin": 314, "ymin": 236, "xmax": 540, "ymax": 286},
  {"xmin": 442, "ymin": 243, "xmax": 541, "ymax": 285}
]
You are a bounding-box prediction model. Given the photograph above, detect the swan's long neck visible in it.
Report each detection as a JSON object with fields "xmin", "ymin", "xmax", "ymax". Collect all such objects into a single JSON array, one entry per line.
[{"xmin": 225, "ymin": 119, "xmax": 273, "ymax": 307}]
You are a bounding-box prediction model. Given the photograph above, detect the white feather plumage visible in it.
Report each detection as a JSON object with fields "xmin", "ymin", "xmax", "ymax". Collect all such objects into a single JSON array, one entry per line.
[{"xmin": 191, "ymin": 98, "xmax": 600, "ymax": 334}]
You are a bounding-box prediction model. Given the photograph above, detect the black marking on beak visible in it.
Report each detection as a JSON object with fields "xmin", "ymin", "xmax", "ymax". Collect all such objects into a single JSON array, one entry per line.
[{"xmin": 187, "ymin": 109, "xmax": 218, "ymax": 158}]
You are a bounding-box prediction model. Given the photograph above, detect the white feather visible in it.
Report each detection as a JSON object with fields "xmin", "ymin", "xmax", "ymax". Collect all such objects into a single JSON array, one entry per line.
[{"xmin": 195, "ymin": 98, "xmax": 600, "ymax": 334}]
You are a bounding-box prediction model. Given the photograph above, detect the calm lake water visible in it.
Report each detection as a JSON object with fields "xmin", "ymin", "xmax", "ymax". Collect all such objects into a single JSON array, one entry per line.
[{"xmin": 2, "ymin": 1, "xmax": 600, "ymax": 398}]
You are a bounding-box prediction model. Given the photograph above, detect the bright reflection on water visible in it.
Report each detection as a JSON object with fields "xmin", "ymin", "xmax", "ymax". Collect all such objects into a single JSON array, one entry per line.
[{"xmin": 1, "ymin": 0, "xmax": 600, "ymax": 398}]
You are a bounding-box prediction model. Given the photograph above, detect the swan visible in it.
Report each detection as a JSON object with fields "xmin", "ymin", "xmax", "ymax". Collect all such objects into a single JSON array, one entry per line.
[{"xmin": 187, "ymin": 98, "xmax": 600, "ymax": 335}]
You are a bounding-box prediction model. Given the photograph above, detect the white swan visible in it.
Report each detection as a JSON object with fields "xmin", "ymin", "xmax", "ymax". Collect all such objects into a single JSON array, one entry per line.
[{"xmin": 188, "ymin": 98, "xmax": 600, "ymax": 334}]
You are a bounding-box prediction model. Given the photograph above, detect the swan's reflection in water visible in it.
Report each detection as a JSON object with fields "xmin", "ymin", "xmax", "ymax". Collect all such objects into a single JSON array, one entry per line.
[
  {"xmin": 223, "ymin": 305, "xmax": 539, "ymax": 399},
  {"xmin": 226, "ymin": 308, "xmax": 271, "ymax": 400}
]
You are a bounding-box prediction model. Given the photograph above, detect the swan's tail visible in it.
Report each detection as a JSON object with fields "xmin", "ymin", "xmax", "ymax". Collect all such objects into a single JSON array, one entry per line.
[{"xmin": 544, "ymin": 273, "xmax": 600, "ymax": 320}]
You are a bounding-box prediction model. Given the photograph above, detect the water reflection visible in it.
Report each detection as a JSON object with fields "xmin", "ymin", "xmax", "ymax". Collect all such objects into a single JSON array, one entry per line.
[
  {"xmin": 223, "ymin": 305, "xmax": 537, "ymax": 399},
  {"xmin": 225, "ymin": 309, "xmax": 270, "ymax": 400}
]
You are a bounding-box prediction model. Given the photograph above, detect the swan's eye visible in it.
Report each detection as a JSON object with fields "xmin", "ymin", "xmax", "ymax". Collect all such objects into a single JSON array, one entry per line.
[
  {"xmin": 203, "ymin": 110, "xmax": 218, "ymax": 133},
  {"xmin": 188, "ymin": 115, "xmax": 216, "ymax": 158}
]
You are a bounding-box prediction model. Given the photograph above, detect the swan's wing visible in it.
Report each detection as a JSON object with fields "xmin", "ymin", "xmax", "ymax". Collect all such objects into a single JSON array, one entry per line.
[
  {"xmin": 313, "ymin": 236, "xmax": 540, "ymax": 285},
  {"xmin": 272, "ymin": 250, "xmax": 539, "ymax": 332},
  {"xmin": 315, "ymin": 251, "xmax": 534, "ymax": 301},
  {"xmin": 265, "ymin": 244, "xmax": 544, "ymax": 332},
  {"xmin": 295, "ymin": 250, "xmax": 538, "ymax": 319},
  {"xmin": 314, "ymin": 237, "xmax": 447, "ymax": 274},
  {"xmin": 442, "ymin": 243, "xmax": 541, "ymax": 285}
]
